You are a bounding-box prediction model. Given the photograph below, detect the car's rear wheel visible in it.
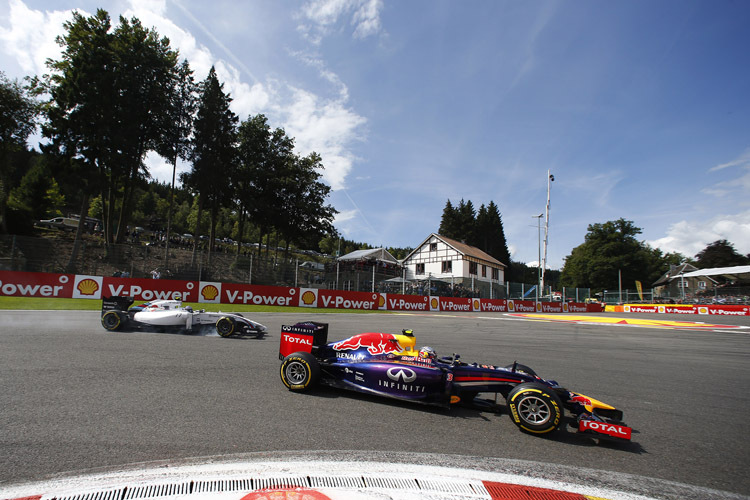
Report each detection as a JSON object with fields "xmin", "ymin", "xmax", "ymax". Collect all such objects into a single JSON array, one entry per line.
[
  {"xmin": 101, "ymin": 311, "xmax": 123, "ymax": 331},
  {"xmin": 506, "ymin": 382, "xmax": 563, "ymax": 435},
  {"xmin": 215, "ymin": 317, "xmax": 235, "ymax": 337},
  {"xmin": 280, "ymin": 351, "xmax": 320, "ymax": 392}
]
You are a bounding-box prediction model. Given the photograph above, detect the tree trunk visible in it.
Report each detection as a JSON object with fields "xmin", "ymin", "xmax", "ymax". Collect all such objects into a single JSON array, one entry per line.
[
  {"xmin": 65, "ymin": 193, "xmax": 90, "ymax": 273},
  {"xmin": 191, "ymin": 195, "xmax": 203, "ymax": 268},
  {"xmin": 164, "ymin": 156, "xmax": 178, "ymax": 271}
]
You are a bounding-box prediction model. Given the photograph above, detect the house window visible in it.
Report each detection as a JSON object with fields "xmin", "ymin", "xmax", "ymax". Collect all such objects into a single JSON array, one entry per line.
[
  {"xmin": 441, "ymin": 260, "xmax": 452, "ymax": 273},
  {"xmin": 698, "ymin": 281, "xmax": 706, "ymax": 289},
  {"xmin": 469, "ymin": 262, "xmax": 478, "ymax": 275},
  {"xmin": 482, "ymin": 265, "xmax": 487, "ymax": 277},
  {"xmin": 416, "ymin": 263, "xmax": 425, "ymax": 275},
  {"xmin": 492, "ymin": 268, "xmax": 499, "ymax": 280},
  {"xmin": 430, "ymin": 243, "xmax": 437, "ymax": 251},
  {"xmin": 678, "ymin": 281, "xmax": 689, "ymax": 288}
]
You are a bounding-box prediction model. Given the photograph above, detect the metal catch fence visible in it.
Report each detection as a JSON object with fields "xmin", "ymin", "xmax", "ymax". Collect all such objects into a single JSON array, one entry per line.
[{"xmin": 1, "ymin": 233, "xmax": 591, "ymax": 301}]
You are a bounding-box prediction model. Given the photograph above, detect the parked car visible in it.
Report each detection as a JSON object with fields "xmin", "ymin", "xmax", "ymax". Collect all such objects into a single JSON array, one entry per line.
[{"xmin": 35, "ymin": 217, "xmax": 78, "ymax": 232}]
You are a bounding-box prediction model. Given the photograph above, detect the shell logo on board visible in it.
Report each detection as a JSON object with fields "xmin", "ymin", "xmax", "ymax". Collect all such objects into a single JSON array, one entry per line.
[
  {"xmin": 302, "ymin": 290, "xmax": 316, "ymax": 305},
  {"xmin": 72, "ymin": 275, "xmax": 103, "ymax": 299},
  {"xmin": 76, "ymin": 278, "xmax": 99, "ymax": 295},
  {"xmin": 299, "ymin": 288, "xmax": 318, "ymax": 307},
  {"xmin": 201, "ymin": 285, "xmax": 219, "ymax": 300},
  {"xmin": 378, "ymin": 295, "xmax": 386, "ymax": 308}
]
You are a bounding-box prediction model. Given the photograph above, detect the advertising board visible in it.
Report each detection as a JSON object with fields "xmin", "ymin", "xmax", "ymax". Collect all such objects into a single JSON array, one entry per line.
[{"xmin": 2, "ymin": 271, "xmax": 745, "ymax": 316}]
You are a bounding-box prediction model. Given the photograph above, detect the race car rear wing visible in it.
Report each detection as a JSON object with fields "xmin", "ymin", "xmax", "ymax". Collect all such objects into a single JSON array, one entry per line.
[
  {"xmin": 102, "ymin": 296, "xmax": 134, "ymax": 316},
  {"xmin": 279, "ymin": 321, "xmax": 329, "ymax": 359}
]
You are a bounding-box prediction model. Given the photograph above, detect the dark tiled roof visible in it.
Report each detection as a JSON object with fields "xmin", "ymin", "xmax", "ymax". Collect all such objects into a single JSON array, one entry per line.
[{"xmin": 435, "ymin": 234, "xmax": 506, "ymax": 267}]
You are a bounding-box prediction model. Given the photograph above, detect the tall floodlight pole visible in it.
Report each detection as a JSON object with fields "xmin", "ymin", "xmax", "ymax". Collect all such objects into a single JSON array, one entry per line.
[
  {"xmin": 533, "ymin": 214, "xmax": 543, "ymax": 302},
  {"xmin": 541, "ymin": 170, "xmax": 554, "ymax": 296}
]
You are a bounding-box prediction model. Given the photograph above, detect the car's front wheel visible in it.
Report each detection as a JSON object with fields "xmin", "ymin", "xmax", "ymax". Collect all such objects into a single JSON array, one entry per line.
[
  {"xmin": 101, "ymin": 311, "xmax": 123, "ymax": 331},
  {"xmin": 215, "ymin": 317, "xmax": 235, "ymax": 337},
  {"xmin": 506, "ymin": 382, "xmax": 563, "ymax": 435},
  {"xmin": 504, "ymin": 362, "xmax": 539, "ymax": 377},
  {"xmin": 280, "ymin": 351, "xmax": 320, "ymax": 392}
]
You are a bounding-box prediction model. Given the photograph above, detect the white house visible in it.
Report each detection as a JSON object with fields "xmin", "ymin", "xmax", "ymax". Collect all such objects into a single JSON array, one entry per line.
[{"xmin": 402, "ymin": 233, "xmax": 506, "ymax": 285}]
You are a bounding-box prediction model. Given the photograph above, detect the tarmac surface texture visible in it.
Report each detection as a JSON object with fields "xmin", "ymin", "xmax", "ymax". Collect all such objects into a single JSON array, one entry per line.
[{"xmin": 0, "ymin": 310, "xmax": 748, "ymax": 498}]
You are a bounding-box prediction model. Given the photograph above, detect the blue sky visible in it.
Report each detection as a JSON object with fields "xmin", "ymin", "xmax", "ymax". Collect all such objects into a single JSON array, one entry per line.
[{"xmin": 2, "ymin": 0, "xmax": 749, "ymax": 270}]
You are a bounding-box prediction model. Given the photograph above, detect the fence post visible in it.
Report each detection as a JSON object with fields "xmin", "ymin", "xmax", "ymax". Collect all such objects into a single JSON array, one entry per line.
[
  {"xmin": 249, "ymin": 253, "xmax": 253, "ymax": 284},
  {"xmin": 10, "ymin": 235, "xmax": 16, "ymax": 269}
]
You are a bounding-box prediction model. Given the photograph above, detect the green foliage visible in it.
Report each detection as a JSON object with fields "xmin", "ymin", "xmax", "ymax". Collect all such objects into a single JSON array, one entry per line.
[
  {"xmin": 0, "ymin": 71, "xmax": 38, "ymax": 233},
  {"xmin": 695, "ymin": 240, "xmax": 749, "ymax": 268},
  {"xmin": 387, "ymin": 246, "xmax": 414, "ymax": 260},
  {"xmin": 8, "ymin": 157, "xmax": 64, "ymax": 219},
  {"xmin": 0, "ymin": 71, "xmax": 38, "ymax": 147},
  {"xmin": 42, "ymin": 9, "xmax": 180, "ymax": 244},
  {"xmin": 561, "ymin": 218, "xmax": 675, "ymax": 292},
  {"xmin": 182, "ymin": 66, "xmax": 238, "ymax": 250},
  {"xmin": 235, "ymin": 114, "xmax": 336, "ymax": 255}
]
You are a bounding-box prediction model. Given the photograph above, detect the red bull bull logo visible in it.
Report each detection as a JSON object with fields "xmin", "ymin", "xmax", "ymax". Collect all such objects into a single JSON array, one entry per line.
[{"xmin": 332, "ymin": 332, "xmax": 403, "ymax": 355}]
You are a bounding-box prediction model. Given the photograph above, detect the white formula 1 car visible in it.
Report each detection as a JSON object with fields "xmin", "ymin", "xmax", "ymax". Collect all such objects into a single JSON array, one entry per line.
[{"xmin": 100, "ymin": 296, "xmax": 267, "ymax": 338}]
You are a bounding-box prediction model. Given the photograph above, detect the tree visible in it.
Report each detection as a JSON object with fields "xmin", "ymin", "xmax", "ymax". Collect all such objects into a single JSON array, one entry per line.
[
  {"xmin": 7, "ymin": 156, "xmax": 64, "ymax": 220},
  {"xmin": 476, "ymin": 201, "xmax": 511, "ymax": 267},
  {"xmin": 561, "ymin": 218, "xmax": 670, "ymax": 292},
  {"xmin": 456, "ymin": 199, "xmax": 476, "ymax": 243},
  {"xmin": 235, "ymin": 114, "xmax": 271, "ymax": 256},
  {"xmin": 695, "ymin": 240, "xmax": 749, "ymax": 268},
  {"xmin": 438, "ymin": 200, "xmax": 460, "ymax": 239},
  {"xmin": 0, "ymin": 71, "xmax": 38, "ymax": 233},
  {"xmin": 159, "ymin": 59, "xmax": 197, "ymax": 270},
  {"xmin": 277, "ymin": 151, "xmax": 337, "ymax": 253},
  {"xmin": 182, "ymin": 66, "xmax": 238, "ymax": 266},
  {"xmin": 42, "ymin": 9, "xmax": 180, "ymax": 248}
]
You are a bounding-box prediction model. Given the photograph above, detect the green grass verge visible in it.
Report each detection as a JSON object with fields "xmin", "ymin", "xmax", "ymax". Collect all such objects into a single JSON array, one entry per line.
[{"xmin": 0, "ymin": 295, "xmax": 389, "ymax": 314}]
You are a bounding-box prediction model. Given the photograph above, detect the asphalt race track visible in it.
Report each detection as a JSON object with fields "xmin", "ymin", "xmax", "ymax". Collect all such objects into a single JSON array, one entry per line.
[{"xmin": 1, "ymin": 309, "xmax": 749, "ymax": 498}]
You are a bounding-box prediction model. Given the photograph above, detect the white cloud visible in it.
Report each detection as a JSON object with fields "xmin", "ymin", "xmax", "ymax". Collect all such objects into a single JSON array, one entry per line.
[
  {"xmin": 708, "ymin": 148, "xmax": 750, "ymax": 172},
  {"xmin": 701, "ymin": 152, "xmax": 750, "ymax": 201},
  {"xmin": 0, "ymin": 0, "xmax": 72, "ymax": 76},
  {"xmin": 277, "ymin": 87, "xmax": 366, "ymax": 191},
  {"xmin": 556, "ymin": 169, "xmax": 624, "ymax": 209},
  {"xmin": 332, "ymin": 208, "xmax": 359, "ymax": 239},
  {"xmin": 351, "ymin": 0, "xmax": 383, "ymax": 39},
  {"xmin": 298, "ymin": 0, "xmax": 383, "ymax": 44},
  {"xmin": 647, "ymin": 211, "xmax": 750, "ymax": 259}
]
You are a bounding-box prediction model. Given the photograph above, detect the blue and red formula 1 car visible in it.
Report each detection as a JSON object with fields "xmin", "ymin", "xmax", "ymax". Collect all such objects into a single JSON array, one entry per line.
[{"xmin": 279, "ymin": 322, "xmax": 632, "ymax": 441}]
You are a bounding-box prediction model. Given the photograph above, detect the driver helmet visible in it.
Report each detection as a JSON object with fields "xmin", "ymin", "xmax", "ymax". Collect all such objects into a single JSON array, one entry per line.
[{"xmin": 418, "ymin": 346, "xmax": 436, "ymax": 360}]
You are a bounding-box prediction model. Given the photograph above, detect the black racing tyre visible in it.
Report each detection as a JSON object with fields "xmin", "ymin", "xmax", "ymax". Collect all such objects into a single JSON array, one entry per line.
[
  {"xmin": 280, "ymin": 351, "xmax": 320, "ymax": 392},
  {"xmin": 506, "ymin": 382, "xmax": 563, "ymax": 435},
  {"xmin": 216, "ymin": 317, "xmax": 236, "ymax": 337},
  {"xmin": 504, "ymin": 363, "xmax": 539, "ymax": 378},
  {"xmin": 101, "ymin": 310, "xmax": 123, "ymax": 331}
]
